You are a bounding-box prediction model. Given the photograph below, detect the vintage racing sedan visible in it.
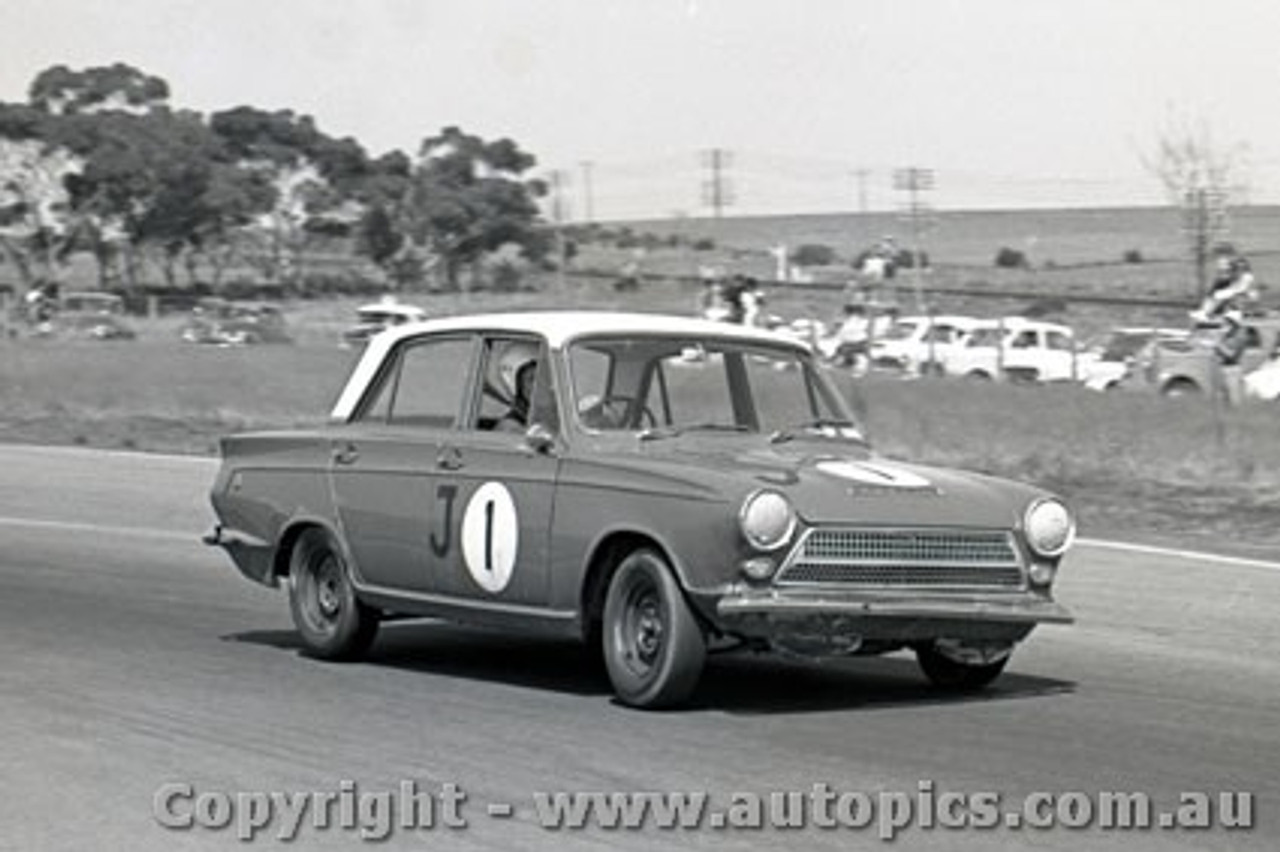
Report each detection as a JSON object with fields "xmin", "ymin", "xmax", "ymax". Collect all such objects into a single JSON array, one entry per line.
[{"xmin": 206, "ymin": 312, "xmax": 1075, "ymax": 708}]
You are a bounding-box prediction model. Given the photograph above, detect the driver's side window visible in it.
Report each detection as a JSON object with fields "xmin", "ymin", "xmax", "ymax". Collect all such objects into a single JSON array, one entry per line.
[{"xmin": 471, "ymin": 336, "xmax": 557, "ymax": 433}]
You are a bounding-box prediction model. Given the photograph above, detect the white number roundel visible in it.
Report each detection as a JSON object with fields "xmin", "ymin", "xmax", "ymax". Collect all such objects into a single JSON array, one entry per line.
[{"xmin": 461, "ymin": 482, "xmax": 519, "ymax": 593}]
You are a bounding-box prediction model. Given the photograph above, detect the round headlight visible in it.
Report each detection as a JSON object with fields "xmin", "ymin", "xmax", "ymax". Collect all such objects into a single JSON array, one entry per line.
[
  {"xmin": 1024, "ymin": 498, "xmax": 1075, "ymax": 558},
  {"xmin": 739, "ymin": 490, "xmax": 797, "ymax": 551}
]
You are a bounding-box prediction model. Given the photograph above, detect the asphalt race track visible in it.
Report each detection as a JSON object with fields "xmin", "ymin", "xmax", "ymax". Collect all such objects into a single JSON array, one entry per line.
[{"xmin": 0, "ymin": 444, "xmax": 1276, "ymax": 851}]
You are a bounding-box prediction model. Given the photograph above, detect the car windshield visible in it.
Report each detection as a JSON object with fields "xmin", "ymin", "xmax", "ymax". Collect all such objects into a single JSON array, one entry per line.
[
  {"xmin": 1099, "ymin": 332, "xmax": 1153, "ymax": 361},
  {"xmin": 567, "ymin": 336, "xmax": 863, "ymax": 440},
  {"xmin": 966, "ymin": 327, "xmax": 1006, "ymax": 347},
  {"xmin": 881, "ymin": 320, "xmax": 920, "ymax": 341}
]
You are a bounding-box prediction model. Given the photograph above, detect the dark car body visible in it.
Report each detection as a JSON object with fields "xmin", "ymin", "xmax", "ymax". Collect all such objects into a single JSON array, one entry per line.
[
  {"xmin": 1115, "ymin": 315, "xmax": 1280, "ymax": 396},
  {"xmin": 206, "ymin": 312, "xmax": 1074, "ymax": 707},
  {"xmin": 49, "ymin": 292, "xmax": 136, "ymax": 340}
]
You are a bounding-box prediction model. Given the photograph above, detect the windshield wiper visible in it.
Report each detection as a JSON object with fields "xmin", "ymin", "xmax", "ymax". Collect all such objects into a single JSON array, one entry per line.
[
  {"xmin": 639, "ymin": 423, "xmax": 750, "ymax": 441},
  {"xmin": 769, "ymin": 418, "xmax": 863, "ymax": 444}
]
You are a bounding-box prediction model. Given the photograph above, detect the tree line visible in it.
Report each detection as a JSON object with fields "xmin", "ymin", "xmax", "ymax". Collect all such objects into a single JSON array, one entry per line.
[{"xmin": 0, "ymin": 63, "xmax": 551, "ymax": 295}]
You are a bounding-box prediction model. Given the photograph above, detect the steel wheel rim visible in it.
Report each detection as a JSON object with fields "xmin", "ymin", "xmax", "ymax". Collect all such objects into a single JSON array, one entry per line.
[
  {"xmin": 617, "ymin": 574, "xmax": 665, "ymax": 678},
  {"xmin": 300, "ymin": 550, "xmax": 344, "ymax": 637}
]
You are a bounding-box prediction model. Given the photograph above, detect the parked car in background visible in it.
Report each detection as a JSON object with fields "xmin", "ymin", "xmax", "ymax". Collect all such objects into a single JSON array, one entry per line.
[
  {"xmin": 1243, "ymin": 352, "xmax": 1280, "ymax": 401},
  {"xmin": 943, "ymin": 317, "xmax": 1077, "ymax": 382},
  {"xmin": 49, "ymin": 291, "xmax": 136, "ymax": 341},
  {"xmin": 815, "ymin": 303, "xmax": 899, "ymax": 369},
  {"xmin": 1116, "ymin": 314, "xmax": 1280, "ymax": 397},
  {"xmin": 1077, "ymin": 327, "xmax": 1188, "ymax": 391},
  {"xmin": 180, "ymin": 298, "xmax": 292, "ymax": 346},
  {"xmin": 205, "ymin": 311, "xmax": 1075, "ymax": 709},
  {"xmin": 769, "ymin": 316, "xmax": 827, "ymax": 350},
  {"xmin": 340, "ymin": 300, "xmax": 427, "ymax": 348},
  {"xmin": 869, "ymin": 315, "xmax": 981, "ymax": 377}
]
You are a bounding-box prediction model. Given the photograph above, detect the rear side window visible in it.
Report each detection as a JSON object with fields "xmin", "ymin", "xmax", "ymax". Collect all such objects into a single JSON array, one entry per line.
[
  {"xmin": 357, "ymin": 336, "xmax": 474, "ymax": 428},
  {"xmin": 1046, "ymin": 331, "xmax": 1074, "ymax": 351},
  {"xmin": 1010, "ymin": 330, "xmax": 1039, "ymax": 349}
]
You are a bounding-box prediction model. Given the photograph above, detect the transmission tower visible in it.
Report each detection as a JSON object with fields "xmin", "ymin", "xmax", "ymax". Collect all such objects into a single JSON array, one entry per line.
[
  {"xmin": 700, "ymin": 148, "xmax": 735, "ymax": 219},
  {"xmin": 892, "ymin": 167, "xmax": 936, "ymax": 310}
]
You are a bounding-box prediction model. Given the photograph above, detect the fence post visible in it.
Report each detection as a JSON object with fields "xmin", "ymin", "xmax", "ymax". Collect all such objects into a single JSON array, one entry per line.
[
  {"xmin": 996, "ymin": 315, "xmax": 1006, "ymax": 380},
  {"xmin": 925, "ymin": 304, "xmax": 937, "ymax": 377},
  {"xmin": 1209, "ymin": 347, "xmax": 1227, "ymax": 450}
]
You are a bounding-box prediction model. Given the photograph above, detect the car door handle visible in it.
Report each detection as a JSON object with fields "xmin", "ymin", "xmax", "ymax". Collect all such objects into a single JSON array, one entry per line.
[
  {"xmin": 436, "ymin": 447, "xmax": 465, "ymax": 471},
  {"xmin": 332, "ymin": 443, "xmax": 360, "ymax": 466}
]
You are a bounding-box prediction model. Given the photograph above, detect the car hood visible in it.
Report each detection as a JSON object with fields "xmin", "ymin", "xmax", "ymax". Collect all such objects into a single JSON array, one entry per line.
[{"xmin": 622, "ymin": 436, "xmax": 1041, "ymax": 529}]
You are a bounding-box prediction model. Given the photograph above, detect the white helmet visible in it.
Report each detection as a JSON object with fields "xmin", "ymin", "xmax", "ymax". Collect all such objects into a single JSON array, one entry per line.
[{"xmin": 496, "ymin": 341, "xmax": 539, "ymax": 400}]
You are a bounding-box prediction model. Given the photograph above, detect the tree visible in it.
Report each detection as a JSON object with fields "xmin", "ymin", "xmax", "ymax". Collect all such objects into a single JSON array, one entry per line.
[
  {"xmin": 51, "ymin": 108, "xmax": 275, "ymax": 288},
  {"xmin": 211, "ymin": 106, "xmax": 373, "ymax": 285},
  {"xmin": 790, "ymin": 243, "xmax": 836, "ymax": 267},
  {"xmin": 1145, "ymin": 115, "xmax": 1246, "ymax": 299},
  {"xmin": 399, "ymin": 126, "xmax": 548, "ymax": 289},
  {"xmin": 0, "ymin": 136, "xmax": 83, "ymax": 291},
  {"xmin": 29, "ymin": 63, "xmax": 170, "ymax": 115}
]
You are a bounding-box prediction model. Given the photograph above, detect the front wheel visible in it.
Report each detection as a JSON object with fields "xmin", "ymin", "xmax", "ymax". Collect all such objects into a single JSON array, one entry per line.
[
  {"xmin": 916, "ymin": 643, "xmax": 1009, "ymax": 691},
  {"xmin": 602, "ymin": 549, "xmax": 705, "ymax": 709},
  {"xmin": 288, "ymin": 528, "xmax": 379, "ymax": 660}
]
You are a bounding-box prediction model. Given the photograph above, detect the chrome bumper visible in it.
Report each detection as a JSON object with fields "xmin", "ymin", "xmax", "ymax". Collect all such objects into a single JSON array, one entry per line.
[
  {"xmin": 202, "ymin": 525, "xmax": 277, "ymax": 587},
  {"xmin": 718, "ymin": 589, "xmax": 1073, "ymax": 624}
]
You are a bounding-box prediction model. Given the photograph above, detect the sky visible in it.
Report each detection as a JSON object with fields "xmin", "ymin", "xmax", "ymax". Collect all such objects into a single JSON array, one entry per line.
[{"xmin": 2, "ymin": 0, "xmax": 1279, "ymax": 219}]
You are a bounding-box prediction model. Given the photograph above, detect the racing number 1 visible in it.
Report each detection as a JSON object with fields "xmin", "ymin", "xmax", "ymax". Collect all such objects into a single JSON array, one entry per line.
[
  {"xmin": 460, "ymin": 481, "xmax": 517, "ymax": 594},
  {"xmin": 484, "ymin": 499, "xmax": 495, "ymax": 574}
]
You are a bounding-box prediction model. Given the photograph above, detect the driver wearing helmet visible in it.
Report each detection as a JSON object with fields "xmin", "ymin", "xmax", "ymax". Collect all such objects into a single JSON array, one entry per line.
[{"xmin": 495, "ymin": 341, "xmax": 540, "ymax": 431}]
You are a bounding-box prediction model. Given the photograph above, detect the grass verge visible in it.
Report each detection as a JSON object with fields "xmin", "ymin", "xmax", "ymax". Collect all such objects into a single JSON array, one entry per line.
[{"xmin": 2, "ymin": 337, "xmax": 1276, "ymax": 559}]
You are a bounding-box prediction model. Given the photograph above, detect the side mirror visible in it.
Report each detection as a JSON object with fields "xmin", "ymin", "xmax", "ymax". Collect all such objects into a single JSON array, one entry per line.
[{"xmin": 524, "ymin": 423, "xmax": 557, "ymax": 456}]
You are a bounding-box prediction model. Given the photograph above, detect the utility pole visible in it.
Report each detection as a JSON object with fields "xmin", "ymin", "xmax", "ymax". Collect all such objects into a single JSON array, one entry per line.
[
  {"xmin": 700, "ymin": 148, "xmax": 734, "ymax": 219},
  {"xmin": 549, "ymin": 169, "xmax": 571, "ymax": 292},
  {"xmin": 893, "ymin": 167, "xmax": 935, "ymax": 311},
  {"xmin": 853, "ymin": 168, "xmax": 871, "ymax": 214},
  {"xmin": 579, "ymin": 160, "xmax": 595, "ymax": 225}
]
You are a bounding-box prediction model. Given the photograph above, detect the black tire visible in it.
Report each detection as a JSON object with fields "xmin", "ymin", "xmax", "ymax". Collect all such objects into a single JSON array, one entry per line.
[
  {"xmin": 1162, "ymin": 379, "xmax": 1200, "ymax": 398},
  {"xmin": 967, "ymin": 370, "xmax": 992, "ymax": 381},
  {"xmin": 287, "ymin": 528, "xmax": 379, "ymax": 660},
  {"xmin": 602, "ymin": 549, "xmax": 705, "ymax": 709},
  {"xmin": 916, "ymin": 644, "xmax": 1009, "ymax": 691}
]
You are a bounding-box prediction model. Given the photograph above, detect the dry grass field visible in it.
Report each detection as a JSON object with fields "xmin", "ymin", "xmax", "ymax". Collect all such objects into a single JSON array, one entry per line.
[
  {"xmin": 1, "ymin": 311, "xmax": 1277, "ymax": 557},
  {"xmin": 3, "ymin": 205, "xmax": 1278, "ymax": 555}
]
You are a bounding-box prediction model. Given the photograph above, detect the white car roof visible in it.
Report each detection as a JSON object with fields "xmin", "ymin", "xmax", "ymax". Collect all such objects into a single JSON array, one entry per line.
[
  {"xmin": 971, "ymin": 317, "xmax": 1073, "ymax": 334},
  {"xmin": 368, "ymin": 310, "xmax": 802, "ymax": 350},
  {"xmin": 357, "ymin": 303, "xmax": 426, "ymax": 318},
  {"xmin": 893, "ymin": 315, "xmax": 981, "ymax": 326},
  {"xmin": 332, "ymin": 311, "xmax": 809, "ymax": 421}
]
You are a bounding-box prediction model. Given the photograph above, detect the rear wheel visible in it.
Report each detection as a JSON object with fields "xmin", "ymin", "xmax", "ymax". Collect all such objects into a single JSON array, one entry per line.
[
  {"xmin": 287, "ymin": 528, "xmax": 379, "ymax": 660},
  {"xmin": 602, "ymin": 549, "xmax": 705, "ymax": 709},
  {"xmin": 916, "ymin": 643, "xmax": 1009, "ymax": 691},
  {"xmin": 1162, "ymin": 378, "xmax": 1200, "ymax": 398}
]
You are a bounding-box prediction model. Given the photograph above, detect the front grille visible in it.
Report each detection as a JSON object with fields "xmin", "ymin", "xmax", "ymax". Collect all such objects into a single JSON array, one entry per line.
[{"xmin": 776, "ymin": 528, "xmax": 1024, "ymax": 590}]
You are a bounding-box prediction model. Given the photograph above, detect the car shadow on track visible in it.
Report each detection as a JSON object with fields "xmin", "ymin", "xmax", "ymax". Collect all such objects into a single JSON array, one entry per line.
[
  {"xmin": 689, "ymin": 654, "xmax": 1074, "ymax": 716},
  {"xmin": 225, "ymin": 622, "xmax": 611, "ymax": 697},
  {"xmin": 225, "ymin": 621, "xmax": 1075, "ymax": 713}
]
